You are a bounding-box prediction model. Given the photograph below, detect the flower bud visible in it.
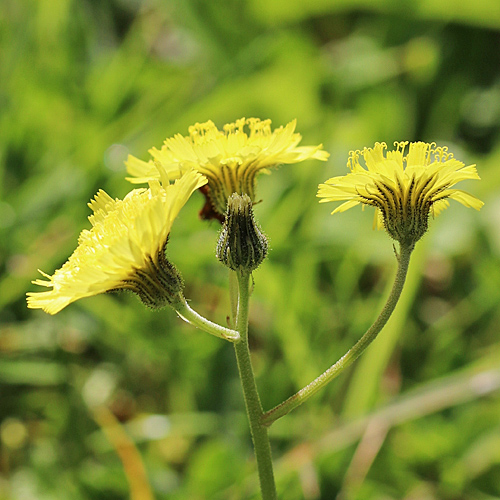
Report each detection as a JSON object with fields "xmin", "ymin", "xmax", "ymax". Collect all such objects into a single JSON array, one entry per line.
[{"xmin": 216, "ymin": 193, "xmax": 268, "ymax": 272}]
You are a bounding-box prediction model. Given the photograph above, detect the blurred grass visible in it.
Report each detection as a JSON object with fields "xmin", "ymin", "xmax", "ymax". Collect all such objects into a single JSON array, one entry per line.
[{"xmin": 1, "ymin": 0, "xmax": 500, "ymax": 499}]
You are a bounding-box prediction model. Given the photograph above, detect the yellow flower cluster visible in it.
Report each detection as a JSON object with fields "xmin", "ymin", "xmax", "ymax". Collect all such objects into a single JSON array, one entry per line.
[
  {"xmin": 28, "ymin": 118, "xmax": 326, "ymax": 313},
  {"xmin": 28, "ymin": 121, "xmax": 484, "ymax": 314}
]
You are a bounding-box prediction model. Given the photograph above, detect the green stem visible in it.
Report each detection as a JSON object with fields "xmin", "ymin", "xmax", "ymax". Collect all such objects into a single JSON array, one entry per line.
[
  {"xmin": 229, "ymin": 269, "xmax": 238, "ymax": 328},
  {"xmin": 261, "ymin": 242, "xmax": 414, "ymax": 427},
  {"xmin": 232, "ymin": 270, "xmax": 277, "ymax": 500},
  {"xmin": 174, "ymin": 297, "xmax": 240, "ymax": 342}
]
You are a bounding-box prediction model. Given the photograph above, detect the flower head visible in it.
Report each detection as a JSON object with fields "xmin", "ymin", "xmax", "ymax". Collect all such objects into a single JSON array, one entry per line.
[
  {"xmin": 27, "ymin": 169, "xmax": 207, "ymax": 314},
  {"xmin": 126, "ymin": 118, "xmax": 329, "ymax": 221},
  {"xmin": 318, "ymin": 141, "xmax": 483, "ymax": 246}
]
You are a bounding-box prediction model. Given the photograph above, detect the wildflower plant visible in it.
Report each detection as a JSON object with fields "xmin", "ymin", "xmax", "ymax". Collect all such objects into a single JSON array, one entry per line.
[{"xmin": 27, "ymin": 121, "xmax": 483, "ymax": 499}]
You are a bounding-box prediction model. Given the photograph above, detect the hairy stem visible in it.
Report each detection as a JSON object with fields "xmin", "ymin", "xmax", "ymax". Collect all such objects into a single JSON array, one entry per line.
[
  {"xmin": 174, "ymin": 297, "xmax": 239, "ymax": 342},
  {"xmin": 232, "ymin": 270, "xmax": 277, "ymax": 499}
]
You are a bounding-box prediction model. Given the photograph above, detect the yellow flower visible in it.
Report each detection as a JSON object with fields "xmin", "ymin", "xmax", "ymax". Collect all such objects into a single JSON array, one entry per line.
[
  {"xmin": 27, "ymin": 169, "xmax": 207, "ymax": 314},
  {"xmin": 318, "ymin": 141, "xmax": 483, "ymax": 246},
  {"xmin": 126, "ymin": 118, "xmax": 329, "ymax": 221}
]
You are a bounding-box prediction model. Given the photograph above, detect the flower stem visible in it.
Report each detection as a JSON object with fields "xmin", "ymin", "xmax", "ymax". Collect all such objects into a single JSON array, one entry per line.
[
  {"xmin": 174, "ymin": 297, "xmax": 240, "ymax": 342},
  {"xmin": 232, "ymin": 270, "xmax": 277, "ymax": 499},
  {"xmin": 261, "ymin": 242, "xmax": 414, "ymax": 427},
  {"xmin": 229, "ymin": 270, "xmax": 238, "ymax": 328}
]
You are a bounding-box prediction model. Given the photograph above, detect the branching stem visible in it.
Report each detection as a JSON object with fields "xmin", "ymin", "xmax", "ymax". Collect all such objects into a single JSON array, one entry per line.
[{"xmin": 261, "ymin": 242, "xmax": 414, "ymax": 427}]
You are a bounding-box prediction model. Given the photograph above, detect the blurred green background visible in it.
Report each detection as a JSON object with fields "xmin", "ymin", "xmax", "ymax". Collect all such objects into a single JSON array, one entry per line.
[{"xmin": 1, "ymin": 0, "xmax": 500, "ymax": 498}]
